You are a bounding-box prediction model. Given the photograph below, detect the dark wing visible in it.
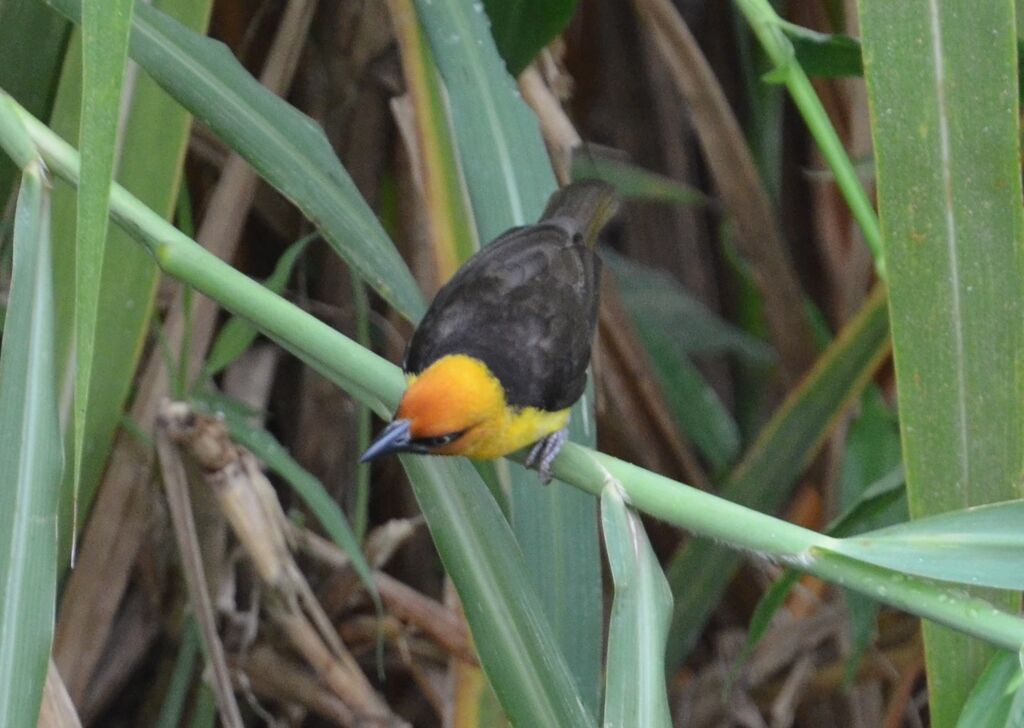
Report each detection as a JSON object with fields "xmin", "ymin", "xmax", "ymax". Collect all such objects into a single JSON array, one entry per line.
[{"xmin": 404, "ymin": 219, "xmax": 601, "ymax": 412}]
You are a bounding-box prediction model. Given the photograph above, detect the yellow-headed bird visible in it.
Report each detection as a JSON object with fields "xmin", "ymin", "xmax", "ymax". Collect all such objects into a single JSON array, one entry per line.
[{"xmin": 361, "ymin": 180, "xmax": 618, "ymax": 481}]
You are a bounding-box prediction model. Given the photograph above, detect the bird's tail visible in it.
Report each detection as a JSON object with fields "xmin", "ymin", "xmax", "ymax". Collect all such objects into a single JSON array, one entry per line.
[{"xmin": 541, "ymin": 180, "xmax": 619, "ymax": 249}]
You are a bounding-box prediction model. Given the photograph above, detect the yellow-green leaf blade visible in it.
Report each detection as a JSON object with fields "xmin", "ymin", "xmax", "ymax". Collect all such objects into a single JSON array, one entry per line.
[
  {"xmin": 860, "ymin": 0, "xmax": 1024, "ymax": 722},
  {"xmin": 0, "ymin": 155, "xmax": 63, "ymax": 727},
  {"xmin": 601, "ymin": 483, "xmax": 672, "ymax": 728},
  {"xmin": 829, "ymin": 501, "xmax": 1024, "ymax": 590},
  {"xmin": 49, "ymin": 0, "xmax": 215, "ymax": 563},
  {"xmin": 74, "ymin": 0, "xmax": 134, "ymax": 521}
]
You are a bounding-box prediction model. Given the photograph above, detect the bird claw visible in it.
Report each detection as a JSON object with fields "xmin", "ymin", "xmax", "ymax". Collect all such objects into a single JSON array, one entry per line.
[{"xmin": 526, "ymin": 428, "xmax": 568, "ymax": 485}]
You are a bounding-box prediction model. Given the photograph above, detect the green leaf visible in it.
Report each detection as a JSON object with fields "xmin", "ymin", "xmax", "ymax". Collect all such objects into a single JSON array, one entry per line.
[
  {"xmin": 607, "ymin": 246, "xmax": 771, "ymax": 471},
  {"xmin": 388, "ymin": 0, "xmax": 479, "ymax": 279},
  {"xmin": 49, "ymin": 0, "xmax": 215, "ymax": 564},
  {"xmin": 827, "ymin": 501, "xmax": 1024, "ymax": 591},
  {"xmin": 414, "ymin": 0, "xmax": 602, "ymax": 713},
  {"xmin": 860, "ymin": 0, "xmax": 1024, "ymax": 721},
  {"xmin": 74, "ymin": 0, "xmax": 134, "ymax": 529},
  {"xmin": 643, "ymin": 337, "xmax": 739, "ymax": 473},
  {"xmin": 956, "ymin": 650, "xmax": 1024, "ymax": 728},
  {"xmin": 45, "ymin": 0, "xmax": 425, "ymax": 322},
  {"xmin": 780, "ymin": 22, "xmax": 863, "ymax": 78},
  {"xmin": 744, "ymin": 570, "xmax": 801, "ymax": 654},
  {"xmin": 734, "ymin": 0, "xmax": 883, "ymax": 268},
  {"xmin": 413, "ymin": 0, "xmax": 557, "ymax": 240},
  {"xmin": 830, "ymin": 467, "xmax": 906, "ymax": 539},
  {"xmin": 403, "ymin": 455, "xmax": 595, "ymax": 727},
  {"xmin": 0, "ymin": 160, "xmax": 63, "ymax": 728},
  {"xmin": 601, "ymin": 483, "xmax": 672, "ymax": 728},
  {"xmin": 838, "ymin": 390, "xmax": 902, "ymax": 512},
  {"xmin": 482, "ymin": 0, "xmax": 578, "ymax": 76},
  {"xmin": 203, "ymin": 234, "xmax": 316, "ymax": 378},
  {"xmin": 155, "ymin": 618, "xmax": 200, "ymax": 728}
]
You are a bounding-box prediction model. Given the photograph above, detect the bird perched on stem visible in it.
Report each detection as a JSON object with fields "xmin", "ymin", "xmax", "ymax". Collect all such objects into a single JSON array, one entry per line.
[{"xmin": 361, "ymin": 180, "xmax": 618, "ymax": 482}]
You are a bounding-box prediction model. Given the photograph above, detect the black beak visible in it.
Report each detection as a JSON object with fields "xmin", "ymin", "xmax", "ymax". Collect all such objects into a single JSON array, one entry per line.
[{"xmin": 360, "ymin": 419, "xmax": 414, "ymax": 463}]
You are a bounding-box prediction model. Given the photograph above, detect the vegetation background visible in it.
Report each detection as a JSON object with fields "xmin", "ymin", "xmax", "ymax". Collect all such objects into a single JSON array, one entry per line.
[{"xmin": 1, "ymin": 0, "xmax": 1023, "ymax": 726}]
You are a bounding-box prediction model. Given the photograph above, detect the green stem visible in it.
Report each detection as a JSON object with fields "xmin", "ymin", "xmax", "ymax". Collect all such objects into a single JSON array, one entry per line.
[
  {"xmin": 6, "ymin": 92, "xmax": 1024, "ymax": 652},
  {"xmin": 733, "ymin": 0, "xmax": 885, "ymax": 276},
  {"xmin": 557, "ymin": 445, "xmax": 1024, "ymax": 650}
]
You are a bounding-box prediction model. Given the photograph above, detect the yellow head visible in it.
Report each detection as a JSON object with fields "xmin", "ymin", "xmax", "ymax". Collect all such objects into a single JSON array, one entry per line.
[
  {"xmin": 360, "ymin": 353, "xmax": 570, "ymax": 462},
  {"xmin": 360, "ymin": 354, "xmax": 506, "ymax": 460},
  {"xmin": 397, "ymin": 354, "xmax": 507, "ymax": 455}
]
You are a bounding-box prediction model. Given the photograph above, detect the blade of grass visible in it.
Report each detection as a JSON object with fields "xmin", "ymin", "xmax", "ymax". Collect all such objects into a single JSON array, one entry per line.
[
  {"xmin": 482, "ymin": 0, "xmax": 578, "ymax": 76},
  {"xmin": 780, "ymin": 23, "xmax": 862, "ymax": 78},
  {"xmin": 387, "ymin": 0, "xmax": 478, "ymax": 281},
  {"xmin": 48, "ymin": 0, "xmax": 215, "ymax": 567},
  {"xmin": 412, "ymin": 0, "xmax": 555, "ymax": 240},
  {"xmin": 403, "ymin": 456, "xmax": 595, "ymax": 726},
  {"xmin": 413, "ymin": 0, "xmax": 602, "ymax": 712},
  {"xmin": 859, "ymin": 0, "xmax": 1024, "ymax": 722},
  {"xmin": 73, "ymin": 0, "xmax": 134, "ymax": 543},
  {"xmin": 836, "ymin": 390, "xmax": 905, "ymax": 680},
  {"xmin": 955, "ymin": 650, "xmax": 1024, "ymax": 727},
  {"xmin": 607, "ymin": 250, "xmax": 772, "ymax": 473},
  {"xmin": 155, "ymin": 618, "xmax": 200, "ymax": 728},
  {"xmin": 601, "ymin": 481, "xmax": 672, "ymax": 728},
  {"xmin": 731, "ymin": 7, "xmax": 784, "ymax": 202},
  {"xmin": 190, "ymin": 686, "xmax": 217, "ymax": 728},
  {"xmin": 0, "ymin": 116, "xmax": 63, "ymax": 727},
  {"xmin": 606, "ymin": 250, "xmax": 774, "ymax": 364},
  {"xmin": 829, "ymin": 501, "xmax": 1024, "ymax": 589}
]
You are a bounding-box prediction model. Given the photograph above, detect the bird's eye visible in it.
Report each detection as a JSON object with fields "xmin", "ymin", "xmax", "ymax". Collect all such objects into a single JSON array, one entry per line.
[{"xmin": 415, "ymin": 431, "xmax": 464, "ymax": 448}]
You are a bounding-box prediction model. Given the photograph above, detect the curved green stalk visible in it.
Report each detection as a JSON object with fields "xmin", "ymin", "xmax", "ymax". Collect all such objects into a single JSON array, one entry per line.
[{"xmin": 732, "ymin": 0, "xmax": 884, "ymax": 275}]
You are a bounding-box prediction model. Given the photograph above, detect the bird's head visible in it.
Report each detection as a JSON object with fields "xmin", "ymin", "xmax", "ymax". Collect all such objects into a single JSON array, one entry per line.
[{"xmin": 360, "ymin": 354, "xmax": 504, "ymax": 462}]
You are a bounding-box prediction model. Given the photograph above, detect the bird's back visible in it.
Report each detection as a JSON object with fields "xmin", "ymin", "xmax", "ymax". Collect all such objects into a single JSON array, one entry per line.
[{"xmin": 404, "ymin": 219, "xmax": 601, "ymax": 412}]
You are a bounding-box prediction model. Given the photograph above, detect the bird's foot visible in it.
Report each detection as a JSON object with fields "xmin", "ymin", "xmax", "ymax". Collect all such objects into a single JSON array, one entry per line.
[{"xmin": 525, "ymin": 428, "xmax": 568, "ymax": 485}]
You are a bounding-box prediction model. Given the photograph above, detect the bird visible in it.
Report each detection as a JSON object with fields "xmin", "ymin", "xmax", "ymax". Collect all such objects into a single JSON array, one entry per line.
[{"xmin": 360, "ymin": 180, "xmax": 618, "ymax": 482}]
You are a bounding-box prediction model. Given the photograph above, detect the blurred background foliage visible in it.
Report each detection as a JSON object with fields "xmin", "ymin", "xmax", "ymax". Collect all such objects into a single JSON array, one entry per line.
[{"xmin": 1, "ymin": 0, "xmax": 1022, "ymax": 726}]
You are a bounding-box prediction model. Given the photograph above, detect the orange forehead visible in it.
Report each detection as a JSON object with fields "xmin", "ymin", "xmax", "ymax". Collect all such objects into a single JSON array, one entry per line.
[{"xmin": 396, "ymin": 354, "xmax": 505, "ymax": 437}]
